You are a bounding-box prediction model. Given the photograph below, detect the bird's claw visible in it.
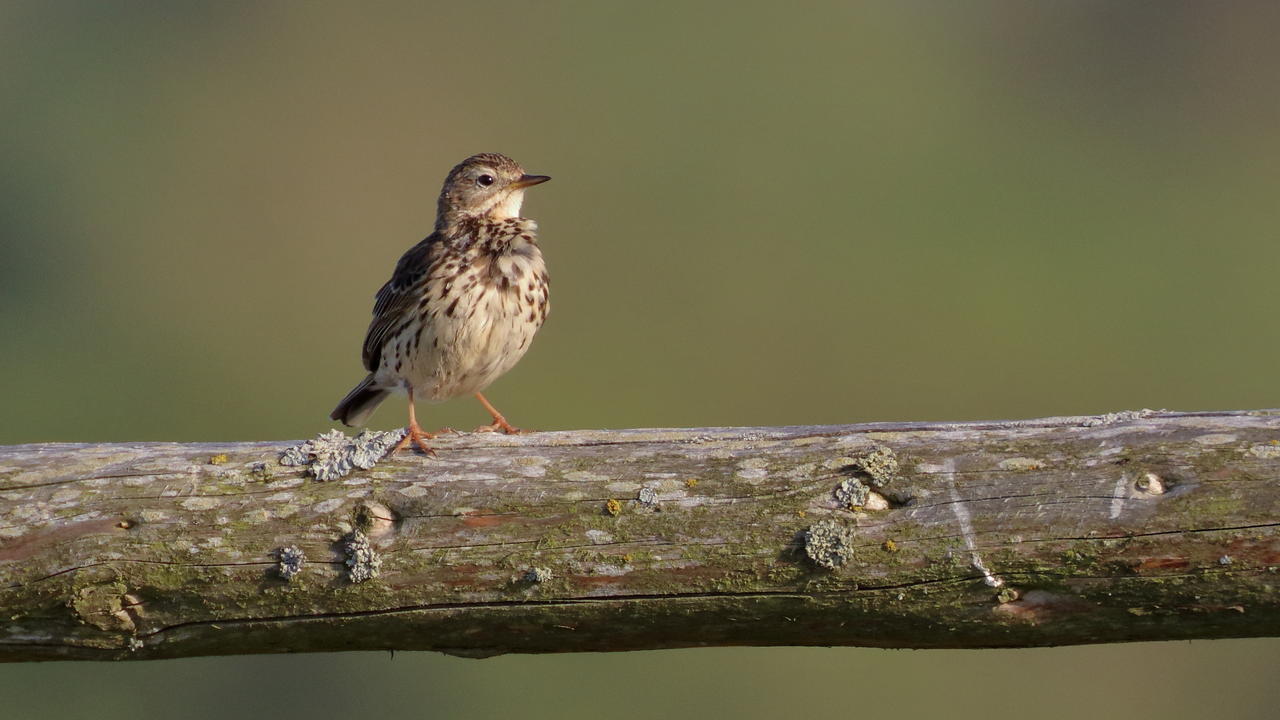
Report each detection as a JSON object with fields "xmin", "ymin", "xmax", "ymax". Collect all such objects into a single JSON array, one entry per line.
[
  {"xmin": 473, "ymin": 420, "xmax": 524, "ymax": 435},
  {"xmin": 391, "ymin": 424, "xmax": 437, "ymax": 456}
]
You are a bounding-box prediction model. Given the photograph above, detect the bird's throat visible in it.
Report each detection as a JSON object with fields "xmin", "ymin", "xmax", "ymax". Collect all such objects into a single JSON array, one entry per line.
[{"xmin": 485, "ymin": 190, "xmax": 525, "ymax": 220}]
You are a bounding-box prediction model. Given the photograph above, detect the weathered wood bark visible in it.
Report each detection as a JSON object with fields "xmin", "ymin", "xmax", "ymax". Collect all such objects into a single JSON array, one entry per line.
[{"xmin": 2, "ymin": 410, "xmax": 1279, "ymax": 662}]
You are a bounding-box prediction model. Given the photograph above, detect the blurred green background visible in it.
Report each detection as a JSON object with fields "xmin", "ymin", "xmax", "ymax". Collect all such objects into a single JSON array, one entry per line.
[{"xmin": 3, "ymin": 1, "xmax": 1279, "ymax": 718}]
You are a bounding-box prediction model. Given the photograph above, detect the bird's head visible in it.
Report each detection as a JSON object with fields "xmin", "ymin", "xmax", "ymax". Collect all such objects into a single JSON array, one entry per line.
[{"xmin": 436, "ymin": 153, "xmax": 550, "ymax": 226}]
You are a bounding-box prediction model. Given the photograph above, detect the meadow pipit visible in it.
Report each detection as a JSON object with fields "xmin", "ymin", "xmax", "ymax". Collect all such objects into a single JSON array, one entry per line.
[{"xmin": 330, "ymin": 153, "xmax": 551, "ymax": 454}]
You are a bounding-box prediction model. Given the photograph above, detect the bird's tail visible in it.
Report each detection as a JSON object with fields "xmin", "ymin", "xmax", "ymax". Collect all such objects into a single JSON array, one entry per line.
[{"xmin": 330, "ymin": 375, "xmax": 390, "ymax": 427}]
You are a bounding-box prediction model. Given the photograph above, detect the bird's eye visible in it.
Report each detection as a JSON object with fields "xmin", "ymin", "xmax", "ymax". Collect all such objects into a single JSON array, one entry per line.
[{"xmin": 477, "ymin": 174, "xmax": 495, "ymax": 187}]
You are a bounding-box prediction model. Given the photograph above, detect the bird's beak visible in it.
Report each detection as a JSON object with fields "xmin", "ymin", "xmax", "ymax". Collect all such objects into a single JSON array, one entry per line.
[{"xmin": 511, "ymin": 174, "xmax": 551, "ymax": 189}]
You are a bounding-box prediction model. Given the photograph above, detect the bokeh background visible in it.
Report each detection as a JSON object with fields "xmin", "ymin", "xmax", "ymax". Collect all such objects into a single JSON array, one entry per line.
[{"xmin": 4, "ymin": 2, "xmax": 1280, "ymax": 718}]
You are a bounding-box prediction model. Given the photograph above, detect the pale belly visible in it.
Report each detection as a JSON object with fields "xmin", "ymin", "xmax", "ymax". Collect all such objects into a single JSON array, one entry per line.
[{"xmin": 374, "ymin": 266, "xmax": 547, "ymax": 402}]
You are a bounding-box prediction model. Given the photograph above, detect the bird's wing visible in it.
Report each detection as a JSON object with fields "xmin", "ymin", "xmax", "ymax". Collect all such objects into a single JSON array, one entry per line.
[{"xmin": 361, "ymin": 235, "xmax": 441, "ymax": 372}]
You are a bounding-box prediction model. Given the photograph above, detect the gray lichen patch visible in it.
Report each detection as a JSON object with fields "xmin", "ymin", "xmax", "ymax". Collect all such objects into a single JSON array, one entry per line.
[
  {"xmin": 523, "ymin": 567, "xmax": 554, "ymax": 583},
  {"xmin": 1249, "ymin": 443, "xmax": 1280, "ymax": 459},
  {"xmin": 248, "ymin": 461, "xmax": 275, "ymax": 481},
  {"xmin": 998, "ymin": 457, "xmax": 1045, "ymax": 472},
  {"xmin": 834, "ymin": 478, "xmax": 870, "ymax": 508},
  {"xmin": 857, "ymin": 445, "xmax": 900, "ymax": 487},
  {"xmin": 342, "ymin": 530, "xmax": 382, "ymax": 583},
  {"xmin": 280, "ymin": 429, "xmax": 407, "ymax": 481},
  {"xmin": 276, "ymin": 546, "xmax": 305, "ymax": 581},
  {"xmin": 804, "ymin": 519, "xmax": 855, "ymax": 570},
  {"xmin": 1080, "ymin": 409, "xmax": 1163, "ymax": 427}
]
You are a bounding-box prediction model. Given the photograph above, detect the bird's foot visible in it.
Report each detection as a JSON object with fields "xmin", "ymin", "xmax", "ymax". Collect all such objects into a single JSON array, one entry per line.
[
  {"xmin": 391, "ymin": 423, "xmax": 437, "ymax": 456},
  {"xmin": 473, "ymin": 417, "xmax": 524, "ymax": 435}
]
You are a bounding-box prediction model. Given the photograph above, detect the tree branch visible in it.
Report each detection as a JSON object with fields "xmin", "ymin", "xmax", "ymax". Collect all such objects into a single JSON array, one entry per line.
[{"xmin": 2, "ymin": 409, "xmax": 1278, "ymax": 661}]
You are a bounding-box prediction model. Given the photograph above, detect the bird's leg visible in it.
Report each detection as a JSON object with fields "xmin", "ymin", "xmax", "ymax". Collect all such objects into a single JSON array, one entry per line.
[
  {"xmin": 473, "ymin": 392, "xmax": 523, "ymax": 434},
  {"xmin": 391, "ymin": 388, "xmax": 437, "ymax": 455}
]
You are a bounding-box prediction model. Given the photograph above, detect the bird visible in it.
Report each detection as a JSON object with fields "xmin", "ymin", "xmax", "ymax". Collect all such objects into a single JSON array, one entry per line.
[{"xmin": 330, "ymin": 153, "xmax": 551, "ymax": 455}]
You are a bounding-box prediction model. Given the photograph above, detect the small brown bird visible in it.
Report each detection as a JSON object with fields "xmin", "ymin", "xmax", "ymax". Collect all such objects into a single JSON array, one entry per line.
[{"xmin": 330, "ymin": 153, "xmax": 551, "ymax": 455}]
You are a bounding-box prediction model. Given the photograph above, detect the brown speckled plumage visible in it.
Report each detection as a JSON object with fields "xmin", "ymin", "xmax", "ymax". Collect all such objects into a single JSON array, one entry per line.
[{"xmin": 330, "ymin": 153, "xmax": 551, "ymax": 454}]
